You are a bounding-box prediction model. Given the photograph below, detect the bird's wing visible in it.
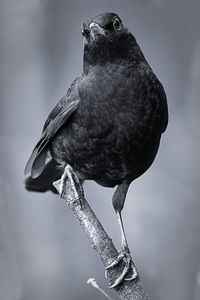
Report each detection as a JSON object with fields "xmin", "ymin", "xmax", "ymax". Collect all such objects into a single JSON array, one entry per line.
[{"xmin": 24, "ymin": 77, "xmax": 80, "ymax": 178}]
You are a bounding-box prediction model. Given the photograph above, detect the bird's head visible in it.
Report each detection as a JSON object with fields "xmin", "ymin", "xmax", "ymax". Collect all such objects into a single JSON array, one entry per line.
[
  {"xmin": 82, "ymin": 12, "xmax": 143, "ymax": 70},
  {"xmin": 82, "ymin": 12, "xmax": 125, "ymax": 45}
]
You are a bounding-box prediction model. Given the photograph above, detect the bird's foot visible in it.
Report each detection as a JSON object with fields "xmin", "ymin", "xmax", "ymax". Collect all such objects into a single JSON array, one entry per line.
[
  {"xmin": 60, "ymin": 164, "xmax": 85, "ymax": 209},
  {"xmin": 105, "ymin": 246, "xmax": 137, "ymax": 288}
]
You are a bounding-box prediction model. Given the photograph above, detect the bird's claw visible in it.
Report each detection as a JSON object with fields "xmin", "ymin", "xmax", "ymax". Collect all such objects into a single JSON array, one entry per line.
[
  {"xmin": 105, "ymin": 248, "xmax": 137, "ymax": 288},
  {"xmin": 105, "ymin": 251, "xmax": 128, "ymax": 269},
  {"xmin": 60, "ymin": 164, "xmax": 85, "ymax": 209}
]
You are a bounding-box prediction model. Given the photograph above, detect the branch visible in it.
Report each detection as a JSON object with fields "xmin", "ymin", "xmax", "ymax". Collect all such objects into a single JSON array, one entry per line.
[{"xmin": 53, "ymin": 166, "xmax": 150, "ymax": 300}]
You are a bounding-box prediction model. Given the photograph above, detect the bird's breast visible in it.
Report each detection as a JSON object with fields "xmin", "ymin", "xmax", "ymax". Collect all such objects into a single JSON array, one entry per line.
[{"xmin": 76, "ymin": 63, "xmax": 163, "ymax": 140}]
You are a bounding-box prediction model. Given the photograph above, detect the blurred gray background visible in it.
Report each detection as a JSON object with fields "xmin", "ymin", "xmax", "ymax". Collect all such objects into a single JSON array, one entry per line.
[{"xmin": 0, "ymin": 0, "xmax": 200, "ymax": 299}]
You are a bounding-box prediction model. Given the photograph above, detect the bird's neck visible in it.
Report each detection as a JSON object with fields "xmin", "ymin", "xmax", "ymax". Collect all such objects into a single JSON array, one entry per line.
[{"xmin": 83, "ymin": 33, "xmax": 146, "ymax": 74}]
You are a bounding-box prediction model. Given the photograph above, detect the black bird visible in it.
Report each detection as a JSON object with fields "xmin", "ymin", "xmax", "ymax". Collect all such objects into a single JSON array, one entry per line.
[{"xmin": 25, "ymin": 12, "xmax": 168, "ymax": 287}]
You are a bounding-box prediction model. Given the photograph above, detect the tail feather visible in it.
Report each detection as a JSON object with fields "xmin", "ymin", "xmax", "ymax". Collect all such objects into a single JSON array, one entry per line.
[{"xmin": 25, "ymin": 159, "xmax": 62, "ymax": 193}]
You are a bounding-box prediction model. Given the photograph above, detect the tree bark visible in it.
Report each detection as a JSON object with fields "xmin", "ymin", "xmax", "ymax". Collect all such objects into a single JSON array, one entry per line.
[{"xmin": 53, "ymin": 170, "xmax": 150, "ymax": 300}]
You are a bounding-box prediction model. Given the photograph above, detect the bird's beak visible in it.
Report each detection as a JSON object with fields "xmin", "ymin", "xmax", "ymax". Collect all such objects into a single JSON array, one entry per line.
[{"xmin": 89, "ymin": 22, "xmax": 105, "ymax": 40}]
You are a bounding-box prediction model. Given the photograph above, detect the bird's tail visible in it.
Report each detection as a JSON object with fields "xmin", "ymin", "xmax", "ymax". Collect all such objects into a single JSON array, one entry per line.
[{"xmin": 25, "ymin": 159, "xmax": 62, "ymax": 193}]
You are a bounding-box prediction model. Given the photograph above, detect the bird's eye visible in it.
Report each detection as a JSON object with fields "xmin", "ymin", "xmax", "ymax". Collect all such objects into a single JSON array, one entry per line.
[{"xmin": 113, "ymin": 18, "xmax": 121, "ymax": 30}]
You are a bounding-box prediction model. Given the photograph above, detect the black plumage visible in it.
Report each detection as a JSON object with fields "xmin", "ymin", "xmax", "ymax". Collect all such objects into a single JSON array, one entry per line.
[{"xmin": 25, "ymin": 12, "xmax": 168, "ymax": 287}]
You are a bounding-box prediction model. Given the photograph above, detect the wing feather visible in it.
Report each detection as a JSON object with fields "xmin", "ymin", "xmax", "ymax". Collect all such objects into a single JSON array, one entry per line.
[{"xmin": 25, "ymin": 78, "xmax": 80, "ymax": 178}]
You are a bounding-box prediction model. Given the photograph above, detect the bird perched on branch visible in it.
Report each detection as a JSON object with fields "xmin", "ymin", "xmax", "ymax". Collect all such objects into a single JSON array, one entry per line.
[{"xmin": 25, "ymin": 12, "xmax": 168, "ymax": 288}]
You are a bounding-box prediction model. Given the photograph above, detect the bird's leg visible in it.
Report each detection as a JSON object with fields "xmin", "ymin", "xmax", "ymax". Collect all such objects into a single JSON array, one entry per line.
[
  {"xmin": 59, "ymin": 164, "xmax": 85, "ymax": 209},
  {"xmin": 105, "ymin": 182, "xmax": 137, "ymax": 288}
]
